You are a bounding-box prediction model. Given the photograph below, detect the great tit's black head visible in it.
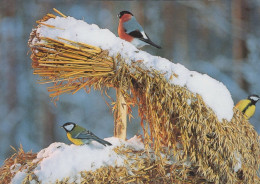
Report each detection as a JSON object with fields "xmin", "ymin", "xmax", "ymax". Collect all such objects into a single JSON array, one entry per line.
[
  {"xmin": 62, "ymin": 122, "xmax": 76, "ymax": 132},
  {"xmin": 117, "ymin": 11, "xmax": 133, "ymax": 19},
  {"xmin": 248, "ymin": 94, "xmax": 260, "ymax": 104}
]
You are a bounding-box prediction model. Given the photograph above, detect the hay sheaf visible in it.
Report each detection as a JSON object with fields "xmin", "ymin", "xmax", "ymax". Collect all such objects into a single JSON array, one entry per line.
[{"xmin": 25, "ymin": 11, "xmax": 260, "ymax": 183}]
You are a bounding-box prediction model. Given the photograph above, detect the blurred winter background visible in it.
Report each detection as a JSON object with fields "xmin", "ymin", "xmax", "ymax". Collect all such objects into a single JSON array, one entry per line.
[{"xmin": 0, "ymin": 0, "xmax": 259, "ymax": 164}]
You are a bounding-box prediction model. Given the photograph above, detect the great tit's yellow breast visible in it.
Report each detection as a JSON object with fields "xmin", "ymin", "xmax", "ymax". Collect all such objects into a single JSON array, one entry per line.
[
  {"xmin": 235, "ymin": 99, "xmax": 249, "ymax": 112},
  {"xmin": 235, "ymin": 99, "xmax": 256, "ymax": 119},
  {"xmin": 67, "ymin": 132, "xmax": 84, "ymax": 145},
  {"xmin": 244, "ymin": 105, "xmax": 256, "ymax": 120}
]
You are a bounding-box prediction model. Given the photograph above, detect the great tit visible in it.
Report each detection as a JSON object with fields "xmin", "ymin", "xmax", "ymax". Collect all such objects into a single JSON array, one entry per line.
[
  {"xmin": 61, "ymin": 122, "xmax": 112, "ymax": 146},
  {"xmin": 235, "ymin": 94, "xmax": 259, "ymax": 119}
]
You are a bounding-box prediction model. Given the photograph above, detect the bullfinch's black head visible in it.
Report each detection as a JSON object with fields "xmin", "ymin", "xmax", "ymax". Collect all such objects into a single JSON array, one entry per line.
[
  {"xmin": 117, "ymin": 11, "xmax": 133, "ymax": 19},
  {"xmin": 248, "ymin": 94, "xmax": 260, "ymax": 104},
  {"xmin": 61, "ymin": 122, "xmax": 76, "ymax": 132}
]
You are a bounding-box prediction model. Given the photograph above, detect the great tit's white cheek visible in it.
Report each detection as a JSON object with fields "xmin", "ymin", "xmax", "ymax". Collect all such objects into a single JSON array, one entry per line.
[
  {"xmin": 64, "ymin": 124, "xmax": 74, "ymax": 131},
  {"xmin": 250, "ymin": 96, "xmax": 260, "ymax": 102}
]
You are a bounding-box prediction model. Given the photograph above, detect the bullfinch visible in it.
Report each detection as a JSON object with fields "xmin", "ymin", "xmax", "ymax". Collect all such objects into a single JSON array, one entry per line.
[
  {"xmin": 61, "ymin": 122, "xmax": 112, "ymax": 146},
  {"xmin": 235, "ymin": 94, "xmax": 259, "ymax": 119},
  {"xmin": 117, "ymin": 11, "xmax": 161, "ymax": 49}
]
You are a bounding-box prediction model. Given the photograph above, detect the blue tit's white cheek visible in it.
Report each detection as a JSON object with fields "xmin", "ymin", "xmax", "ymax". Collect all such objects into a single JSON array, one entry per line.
[{"xmin": 64, "ymin": 124, "xmax": 74, "ymax": 131}]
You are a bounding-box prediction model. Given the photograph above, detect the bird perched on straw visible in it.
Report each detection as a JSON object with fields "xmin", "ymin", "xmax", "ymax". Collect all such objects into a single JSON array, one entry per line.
[
  {"xmin": 61, "ymin": 122, "xmax": 112, "ymax": 146},
  {"xmin": 117, "ymin": 11, "xmax": 161, "ymax": 49},
  {"xmin": 235, "ymin": 94, "xmax": 259, "ymax": 119}
]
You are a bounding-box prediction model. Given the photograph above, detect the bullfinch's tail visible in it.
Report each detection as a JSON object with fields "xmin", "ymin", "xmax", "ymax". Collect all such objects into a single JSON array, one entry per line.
[{"xmin": 140, "ymin": 37, "xmax": 161, "ymax": 49}]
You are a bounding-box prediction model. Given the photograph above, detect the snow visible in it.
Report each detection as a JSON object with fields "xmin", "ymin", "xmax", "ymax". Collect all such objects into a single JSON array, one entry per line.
[
  {"xmin": 186, "ymin": 72, "xmax": 234, "ymax": 120},
  {"xmin": 11, "ymin": 170, "xmax": 27, "ymax": 184},
  {"xmin": 32, "ymin": 16, "xmax": 234, "ymax": 121},
  {"xmin": 11, "ymin": 136, "xmax": 144, "ymax": 184},
  {"xmin": 234, "ymin": 151, "xmax": 242, "ymax": 172}
]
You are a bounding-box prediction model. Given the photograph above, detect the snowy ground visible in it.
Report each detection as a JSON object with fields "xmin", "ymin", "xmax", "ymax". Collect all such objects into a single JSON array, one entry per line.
[
  {"xmin": 11, "ymin": 136, "xmax": 145, "ymax": 183},
  {"xmin": 32, "ymin": 16, "xmax": 234, "ymax": 121}
]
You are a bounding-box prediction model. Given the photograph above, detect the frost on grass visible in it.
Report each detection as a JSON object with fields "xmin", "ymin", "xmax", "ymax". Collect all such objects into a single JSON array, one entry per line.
[{"xmin": 33, "ymin": 16, "xmax": 234, "ymax": 121}]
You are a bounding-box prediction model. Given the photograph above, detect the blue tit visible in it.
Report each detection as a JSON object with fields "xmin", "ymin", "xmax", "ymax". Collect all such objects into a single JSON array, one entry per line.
[
  {"xmin": 61, "ymin": 122, "xmax": 112, "ymax": 146},
  {"xmin": 235, "ymin": 94, "xmax": 259, "ymax": 119}
]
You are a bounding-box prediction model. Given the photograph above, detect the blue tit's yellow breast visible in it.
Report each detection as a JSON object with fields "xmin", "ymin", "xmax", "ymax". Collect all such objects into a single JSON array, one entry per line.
[{"xmin": 67, "ymin": 132, "xmax": 84, "ymax": 145}]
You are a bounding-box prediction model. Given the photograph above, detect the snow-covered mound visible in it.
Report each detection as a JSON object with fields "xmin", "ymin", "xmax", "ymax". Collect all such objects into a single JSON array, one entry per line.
[
  {"xmin": 11, "ymin": 136, "xmax": 145, "ymax": 183},
  {"xmin": 33, "ymin": 16, "xmax": 234, "ymax": 121}
]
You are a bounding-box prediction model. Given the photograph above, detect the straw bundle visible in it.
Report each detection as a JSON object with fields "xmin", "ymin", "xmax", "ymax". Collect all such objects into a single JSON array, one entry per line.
[{"xmin": 26, "ymin": 10, "xmax": 260, "ymax": 183}]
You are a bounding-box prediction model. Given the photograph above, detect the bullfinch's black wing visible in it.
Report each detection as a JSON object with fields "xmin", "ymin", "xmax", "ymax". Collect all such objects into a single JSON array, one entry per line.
[{"xmin": 123, "ymin": 17, "xmax": 161, "ymax": 49}]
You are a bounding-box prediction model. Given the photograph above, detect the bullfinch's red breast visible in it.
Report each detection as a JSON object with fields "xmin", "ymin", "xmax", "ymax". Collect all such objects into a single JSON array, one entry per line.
[{"xmin": 117, "ymin": 11, "xmax": 161, "ymax": 49}]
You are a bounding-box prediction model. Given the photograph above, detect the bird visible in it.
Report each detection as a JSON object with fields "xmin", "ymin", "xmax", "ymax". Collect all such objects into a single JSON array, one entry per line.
[
  {"xmin": 61, "ymin": 122, "xmax": 112, "ymax": 146},
  {"xmin": 235, "ymin": 94, "xmax": 259, "ymax": 120},
  {"xmin": 117, "ymin": 10, "xmax": 161, "ymax": 49}
]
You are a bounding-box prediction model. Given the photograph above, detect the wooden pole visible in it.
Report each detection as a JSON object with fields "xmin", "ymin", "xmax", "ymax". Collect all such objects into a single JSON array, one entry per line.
[
  {"xmin": 231, "ymin": 0, "xmax": 249, "ymax": 91},
  {"xmin": 114, "ymin": 88, "xmax": 127, "ymax": 140}
]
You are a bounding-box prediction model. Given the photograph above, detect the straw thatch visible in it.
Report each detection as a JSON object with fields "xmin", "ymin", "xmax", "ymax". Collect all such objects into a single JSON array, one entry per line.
[{"xmin": 21, "ymin": 10, "xmax": 260, "ymax": 183}]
